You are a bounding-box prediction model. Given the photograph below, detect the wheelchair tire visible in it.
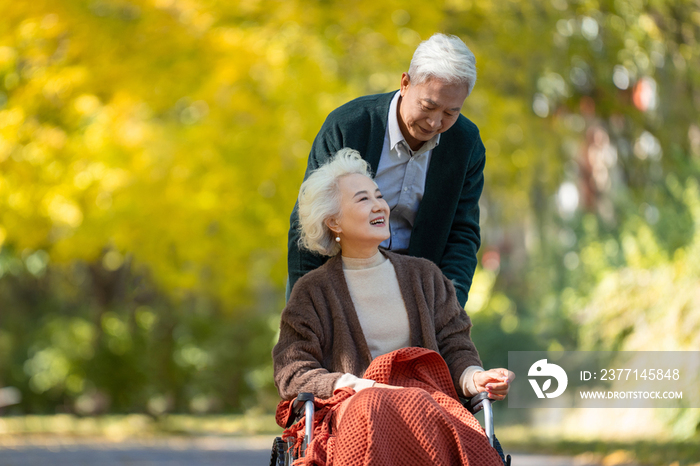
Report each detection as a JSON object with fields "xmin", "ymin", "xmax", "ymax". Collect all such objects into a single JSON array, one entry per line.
[
  {"xmin": 493, "ymin": 435, "xmax": 510, "ymax": 466},
  {"xmin": 269, "ymin": 437, "xmax": 286, "ymax": 466}
]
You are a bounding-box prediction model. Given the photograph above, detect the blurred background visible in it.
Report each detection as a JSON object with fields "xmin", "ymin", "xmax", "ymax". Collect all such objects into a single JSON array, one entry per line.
[{"xmin": 1, "ymin": 0, "xmax": 699, "ymax": 460}]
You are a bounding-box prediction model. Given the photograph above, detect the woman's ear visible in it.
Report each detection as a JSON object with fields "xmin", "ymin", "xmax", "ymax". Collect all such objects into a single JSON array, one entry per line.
[{"xmin": 325, "ymin": 217, "xmax": 340, "ymax": 234}]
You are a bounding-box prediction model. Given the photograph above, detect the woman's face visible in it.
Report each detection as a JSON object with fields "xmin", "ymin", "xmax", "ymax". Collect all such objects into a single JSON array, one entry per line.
[{"xmin": 329, "ymin": 173, "xmax": 390, "ymax": 256}]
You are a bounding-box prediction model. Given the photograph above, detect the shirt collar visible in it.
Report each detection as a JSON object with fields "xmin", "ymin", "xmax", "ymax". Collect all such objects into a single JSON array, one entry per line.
[
  {"xmin": 341, "ymin": 250, "xmax": 387, "ymax": 270},
  {"xmin": 387, "ymin": 90, "xmax": 441, "ymax": 155}
]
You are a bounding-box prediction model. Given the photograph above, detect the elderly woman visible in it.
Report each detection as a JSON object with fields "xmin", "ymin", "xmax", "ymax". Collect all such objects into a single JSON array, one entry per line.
[{"xmin": 273, "ymin": 148, "xmax": 513, "ymax": 465}]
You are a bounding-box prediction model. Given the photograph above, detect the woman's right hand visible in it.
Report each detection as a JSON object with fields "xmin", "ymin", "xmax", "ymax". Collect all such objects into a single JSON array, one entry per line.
[{"xmin": 373, "ymin": 382, "xmax": 403, "ymax": 389}]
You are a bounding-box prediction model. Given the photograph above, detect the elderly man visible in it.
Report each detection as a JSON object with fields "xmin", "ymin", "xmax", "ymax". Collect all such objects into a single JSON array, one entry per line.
[{"xmin": 287, "ymin": 33, "xmax": 485, "ymax": 307}]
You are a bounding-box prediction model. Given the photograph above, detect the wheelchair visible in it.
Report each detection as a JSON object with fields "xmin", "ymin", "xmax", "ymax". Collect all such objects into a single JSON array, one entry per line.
[{"xmin": 269, "ymin": 391, "xmax": 512, "ymax": 466}]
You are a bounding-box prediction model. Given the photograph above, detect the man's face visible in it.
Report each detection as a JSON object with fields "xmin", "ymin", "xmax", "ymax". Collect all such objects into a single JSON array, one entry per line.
[{"xmin": 397, "ymin": 73, "xmax": 469, "ymax": 151}]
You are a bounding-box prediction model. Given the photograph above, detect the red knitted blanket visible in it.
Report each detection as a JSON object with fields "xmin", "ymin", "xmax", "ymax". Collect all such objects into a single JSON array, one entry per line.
[{"xmin": 275, "ymin": 347, "xmax": 503, "ymax": 466}]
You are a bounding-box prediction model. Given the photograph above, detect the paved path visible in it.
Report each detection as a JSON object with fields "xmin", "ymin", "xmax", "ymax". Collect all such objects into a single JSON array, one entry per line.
[{"xmin": 0, "ymin": 436, "xmax": 600, "ymax": 465}]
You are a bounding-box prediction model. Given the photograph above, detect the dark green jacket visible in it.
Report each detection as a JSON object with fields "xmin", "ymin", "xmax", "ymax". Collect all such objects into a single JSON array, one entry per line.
[{"xmin": 287, "ymin": 91, "xmax": 485, "ymax": 307}]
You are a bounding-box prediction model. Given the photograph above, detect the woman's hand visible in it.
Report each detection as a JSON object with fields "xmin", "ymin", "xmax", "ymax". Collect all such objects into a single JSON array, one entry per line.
[
  {"xmin": 473, "ymin": 369, "xmax": 515, "ymax": 400},
  {"xmin": 373, "ymin": 382, "xmax": 404, "ymax": 390}
]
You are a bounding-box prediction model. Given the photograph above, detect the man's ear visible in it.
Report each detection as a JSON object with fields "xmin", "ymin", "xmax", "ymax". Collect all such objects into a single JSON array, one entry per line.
[{"xmin": 400, "ymin": 72, "xmax": 411, "ymax": 95}]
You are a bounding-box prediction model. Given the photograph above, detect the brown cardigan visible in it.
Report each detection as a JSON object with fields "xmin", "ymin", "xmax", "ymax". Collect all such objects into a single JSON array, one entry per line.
[{"xmin": 273, "ymin": 250, "xmax": 482, "ymax": 400}]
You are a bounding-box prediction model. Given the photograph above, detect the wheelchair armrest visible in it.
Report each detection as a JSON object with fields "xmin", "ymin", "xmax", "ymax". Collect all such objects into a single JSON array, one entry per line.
[
  {"xmin": 462, "ymin": 391, "xmax": 494, "ymax": 414},
  {"xmin": 462, "ymin": 391, "xmax": 497, "ymax": 447},
  {"xmin": 286, "ymin": 392, "xmax": 314, "ymax": 428}
]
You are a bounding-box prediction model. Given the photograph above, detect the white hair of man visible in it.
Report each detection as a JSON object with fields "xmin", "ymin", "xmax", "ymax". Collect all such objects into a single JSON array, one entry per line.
[
  {"xmin": 408, "ymin": 33, "xmax": 477, "ymax": 95},
  {"xmin": 297, "ymin": 148, "xmax": 374, "ymax": 256}
]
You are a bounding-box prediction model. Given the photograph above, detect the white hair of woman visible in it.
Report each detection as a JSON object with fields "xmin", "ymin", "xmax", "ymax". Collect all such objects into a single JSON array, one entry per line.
[
  {"xmin": 408, "ymin": 33, "xmax": 477, "ymax": 95},
  {"xmin": 297, "ymin": 148, "xmax": 373, "ymax": 256}
]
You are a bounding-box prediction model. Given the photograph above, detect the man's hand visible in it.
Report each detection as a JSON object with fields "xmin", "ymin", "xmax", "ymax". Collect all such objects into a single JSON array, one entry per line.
[{"xmin": 473, "ymin": 369, "xmax": 515, "ymax": 400}]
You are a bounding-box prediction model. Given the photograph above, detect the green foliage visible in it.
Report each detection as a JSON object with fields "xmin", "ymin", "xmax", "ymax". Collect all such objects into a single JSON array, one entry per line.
[
  {"xmin": 0, "ymin": 248, "xmax": 280, "ymax": 413},
  {"xmin": 577, "ymin": 178, "xmax": 700, "ymax": 352}
]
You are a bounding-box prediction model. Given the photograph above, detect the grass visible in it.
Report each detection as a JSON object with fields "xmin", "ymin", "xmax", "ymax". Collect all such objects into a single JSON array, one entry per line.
[
  {"xmin": 504, "ymin": 439, "xmax": 700, "ymax": 466},
  {"xmin": 495, "ymin": 426, "xmax": 700, "ymax": 466},
  {"xmin": 0, "ymin": 412, "xmax": 281, "ymax": 440}
]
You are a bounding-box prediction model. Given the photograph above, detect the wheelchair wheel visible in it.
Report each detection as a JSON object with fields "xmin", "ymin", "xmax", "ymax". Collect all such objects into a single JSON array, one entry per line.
[{"xmin": 269, "ymin": 437, "xmax": 286, "ymax": 466}]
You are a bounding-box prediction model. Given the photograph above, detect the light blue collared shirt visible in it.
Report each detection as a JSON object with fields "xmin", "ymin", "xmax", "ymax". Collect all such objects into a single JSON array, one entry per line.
[{"xmin": 375, "ymin": 91, "xmax": 440, "ymax": 251}]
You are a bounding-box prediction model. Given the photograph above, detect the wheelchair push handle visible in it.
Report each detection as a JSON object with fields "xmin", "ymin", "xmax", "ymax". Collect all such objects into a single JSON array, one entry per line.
[
  {"xmin": 287, "ymin": 392, "xmax": 314, "ymax": 427},
  {"xmin": 464, "ymin": 391, "xmax": 496, "ymax": 447},
  {"xmin": 287, "ymin": 392, "xmax": 315, "ymax": 458}
]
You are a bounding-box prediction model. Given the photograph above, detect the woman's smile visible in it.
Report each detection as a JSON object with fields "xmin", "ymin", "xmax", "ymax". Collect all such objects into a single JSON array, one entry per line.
[{"xmin": 328, "ymin": 173, "xmax": 390, "ymax": 258}]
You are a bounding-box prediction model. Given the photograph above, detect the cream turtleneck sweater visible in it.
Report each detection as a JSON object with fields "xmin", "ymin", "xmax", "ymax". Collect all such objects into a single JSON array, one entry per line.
[{"xmin": 333, "ymin": 251, "xmax": 484, "ymax": 396}]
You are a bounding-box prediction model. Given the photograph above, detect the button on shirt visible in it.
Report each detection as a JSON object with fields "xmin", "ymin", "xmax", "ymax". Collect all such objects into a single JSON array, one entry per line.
[{"xmin": 375, "ymin": 91, "xmax": 440, "ymax": 252}]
